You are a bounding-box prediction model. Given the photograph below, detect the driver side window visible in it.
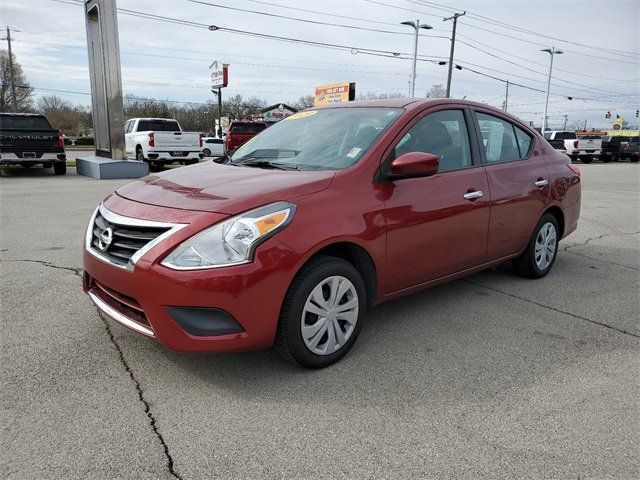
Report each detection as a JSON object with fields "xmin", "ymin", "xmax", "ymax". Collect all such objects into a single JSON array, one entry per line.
[{"xmin": 395, "ymin": 109, "xmax": 472, "ymax": 173}]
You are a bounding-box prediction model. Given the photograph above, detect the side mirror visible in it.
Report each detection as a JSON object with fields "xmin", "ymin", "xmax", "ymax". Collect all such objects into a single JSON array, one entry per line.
[{"xmin": 389, "ymin": 152, "xmax": 439, "ymax": 179}]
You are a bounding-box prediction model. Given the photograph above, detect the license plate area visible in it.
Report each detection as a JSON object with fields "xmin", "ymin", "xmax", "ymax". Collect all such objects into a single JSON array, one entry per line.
[
  {"xmin": 171, "ymin": 151, "xmax": 185, "ymax": 157},
  {"xmin": 22, "ymin": 152, "xmax": 37, "ymax": 158}
]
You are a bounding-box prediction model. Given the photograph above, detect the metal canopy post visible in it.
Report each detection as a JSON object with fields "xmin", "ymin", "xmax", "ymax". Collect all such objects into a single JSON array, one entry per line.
[{"xmin": 77, "ymin": 0, "xmax": 148, "ymax": 179}]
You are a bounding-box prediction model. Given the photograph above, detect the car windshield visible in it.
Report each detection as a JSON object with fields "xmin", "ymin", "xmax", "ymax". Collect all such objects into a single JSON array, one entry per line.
[{"xmin": 230, "ymin": 107, "xmax": 402, "ymax": 170}]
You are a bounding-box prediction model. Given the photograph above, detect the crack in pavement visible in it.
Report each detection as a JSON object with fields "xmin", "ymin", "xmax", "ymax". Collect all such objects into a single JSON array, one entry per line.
[
  {"xmin": 562, "ymin": 230, "xmax": 640, "ymax": 252},
  {"xmin": 562, "ymin": 249, "xmax": 639, "ymax": 271},
  {"xmin": 99, "ymin": 312, "xmax": 183, "ymax": 480},
  {"xmin": 0, "ymin": 258, "xmax": 82, "ymax": 276},
  {"xmin": 463, "ymin": 279, "xmax": 640, "ymax": 340},
  {"xmin": 2, "ymin": 258, "xmax": 183, "ymax": 478}
]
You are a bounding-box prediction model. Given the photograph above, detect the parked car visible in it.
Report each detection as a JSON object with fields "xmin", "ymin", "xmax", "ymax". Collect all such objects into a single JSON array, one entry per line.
[
  {"xmin": 600, "ymin": 135, "xmax": 627, "ymax": 162},
  {"xmin": 224, "ymin": 120, "xmax": 267, "ymax": 153},
  {"xmin": 544, "ymin": 131, "xmax": 601, "ymax": 163},
  {"xmin": 83, "ymin": 99, "xmax": 581, "ymax": 368},
  {"xmin": 124, "ymin": 118, "xmax": 202, "ymax": 166},
  {"xmin": 621, "ymin": 136, "xmax": 639, "ymax": 162},
  {"xmin": 0, "ymin": 113, "xmax": 67, "ymax": 175},
  {"xmin": 201, "ymin": 136, "xmax": 225, "ymax": 157}
]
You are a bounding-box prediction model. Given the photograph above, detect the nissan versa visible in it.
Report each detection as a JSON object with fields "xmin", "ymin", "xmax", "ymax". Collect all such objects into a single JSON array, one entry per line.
[{"xmin": 83, "ymin": 99, "xmax": 581, "ymax": 368}]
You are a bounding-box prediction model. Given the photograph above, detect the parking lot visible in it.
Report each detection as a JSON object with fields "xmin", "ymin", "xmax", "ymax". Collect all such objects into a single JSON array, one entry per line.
[{"xmin": 1, "ymin": 163, "xmax": 638, "ymax": 478}]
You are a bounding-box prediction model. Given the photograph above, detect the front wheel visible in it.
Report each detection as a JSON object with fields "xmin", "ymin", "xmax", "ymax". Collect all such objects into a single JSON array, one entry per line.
[
  {"xmin": 276, "ymin": 256, "xmax": 366, "ymax": 368},
  {"xmin": 513, "ymin": 213, "xmax": 559, "ymax": 279},
  {"xmin": 203, "ymin": 148, "xmax": 211, "ymax": 157}
]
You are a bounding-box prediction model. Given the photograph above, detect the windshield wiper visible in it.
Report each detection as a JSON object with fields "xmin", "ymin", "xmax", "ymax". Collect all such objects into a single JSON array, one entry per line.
[{"xmin": 235, "ymin": 158, "xmax": 299, "ymax": 170}]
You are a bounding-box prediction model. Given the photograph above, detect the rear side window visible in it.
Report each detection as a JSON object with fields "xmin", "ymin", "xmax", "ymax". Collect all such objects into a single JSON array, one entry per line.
[
  {"xmin": 513, "ymin": 125, "xmax": 533, "ymax": 157},
  {"xmin": 137, "ymin": 120, "xmax": 181, "ymax": 132},
  {"xmin": 476, "ymin": 112, "xmax": 520, "ymax": 163},
  {"xmin": 1, "ymin": 115, "xmax": 52, "ymax": 130},
  {"xmin": 230, "ymin": 123, "xmax": 266, "ymax": 134},
  {"xmin": 206, "ymin": 139, "xmax": 223, "ymax": 144}
]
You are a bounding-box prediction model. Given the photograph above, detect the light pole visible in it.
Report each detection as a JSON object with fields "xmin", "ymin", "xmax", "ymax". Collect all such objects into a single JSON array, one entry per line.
[
  {"xmin": 401, "ymin": 20, "xmax": 433, "ymax": 98},
  {"xmin": 541, "ymin": 47, "xmax": 563, "ymax": 135}
]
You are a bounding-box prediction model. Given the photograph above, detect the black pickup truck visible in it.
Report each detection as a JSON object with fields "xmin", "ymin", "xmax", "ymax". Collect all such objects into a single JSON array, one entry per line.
[{"xmin": 0, "ymin": 113, "xmax": 67, "ymax": 175}]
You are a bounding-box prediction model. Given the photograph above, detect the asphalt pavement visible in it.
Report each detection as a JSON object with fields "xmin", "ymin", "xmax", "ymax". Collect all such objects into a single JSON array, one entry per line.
[{"xmin": 1, "ymin": 162, "xmax": 638, "ymax": 479}]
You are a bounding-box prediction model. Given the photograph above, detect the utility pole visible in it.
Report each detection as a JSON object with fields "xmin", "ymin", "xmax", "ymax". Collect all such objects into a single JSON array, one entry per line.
[
  {"xmin": 4, "ymin": 27, "xmax": 17, "ymax": 109},
  {"xmin": 443, "ymin": 11, "xmax": 465, "ymax": 98},
  {"xmin": 401, "ymin": 20, "xmax": 433, "ymax": 98},
  {"xmin": 541, "ymin": 46, "xmax": 563, "ymax": 135},
  {"xmin": 563, "ymin": 114, "xmax": 568, "ymax": 130},
  {"xmin": 504, "ymin": 80, "xmax": 509, "ymax": 112}
]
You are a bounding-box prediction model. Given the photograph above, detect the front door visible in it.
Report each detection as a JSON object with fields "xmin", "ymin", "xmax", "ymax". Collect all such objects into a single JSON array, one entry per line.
[{"xmin": 381, "ymin": 108, "xmax": 491, "ymax": 294}]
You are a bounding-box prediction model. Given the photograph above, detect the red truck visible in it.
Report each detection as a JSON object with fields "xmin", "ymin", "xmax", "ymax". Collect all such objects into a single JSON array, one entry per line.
[{"xmin": 224, "ymin": 120, "xmax": 267, "ymax": 153}]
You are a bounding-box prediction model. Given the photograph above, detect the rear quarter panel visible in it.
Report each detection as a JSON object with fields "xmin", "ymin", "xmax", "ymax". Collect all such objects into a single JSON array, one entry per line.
[{"xmin": 543, "ymin": 144, "xmax": 581, "ymax": 238}]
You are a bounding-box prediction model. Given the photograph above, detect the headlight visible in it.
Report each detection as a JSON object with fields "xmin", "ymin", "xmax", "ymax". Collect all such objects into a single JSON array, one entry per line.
[{"xmin": 161, "ymin": 201, "xmax": 295, "ymax": 270}]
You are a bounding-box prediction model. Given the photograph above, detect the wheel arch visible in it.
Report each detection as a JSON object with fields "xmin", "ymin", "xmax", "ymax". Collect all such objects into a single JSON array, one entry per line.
[
  {"xmin": 543, "ymin": 205, "xmax": 565, "ymax": 238},
  {"xmin": 294, "ymin": 241, "xmax": 378, "ymax": 308}
]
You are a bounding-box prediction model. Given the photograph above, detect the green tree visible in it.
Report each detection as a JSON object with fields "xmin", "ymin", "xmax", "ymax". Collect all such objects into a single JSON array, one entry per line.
[{"xmin": 0, "ymin": 49, "xmax": 34, "ymax": 111}]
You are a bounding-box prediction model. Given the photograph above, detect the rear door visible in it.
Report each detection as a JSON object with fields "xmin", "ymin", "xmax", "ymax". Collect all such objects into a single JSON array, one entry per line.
[
  {"xmin": 382, "ymin": 107, "xmax": 490, "ymax": 292},
  {"xmin": 471, "ymin": 109, "xmax": 550, "ymax": 261}
]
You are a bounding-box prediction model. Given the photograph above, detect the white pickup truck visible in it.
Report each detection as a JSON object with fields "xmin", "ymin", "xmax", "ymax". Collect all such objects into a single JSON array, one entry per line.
[
  {"xmin": 543, "ymin": 130, "xmax": 601, "ymax": 164},
  {"xmin": 124, "ymin": 118, "xmax": 202, "ymax": 166}
]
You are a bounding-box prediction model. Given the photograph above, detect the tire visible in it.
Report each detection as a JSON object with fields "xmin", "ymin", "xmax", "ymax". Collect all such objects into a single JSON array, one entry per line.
[
  {"xmin": 276, "ymin": 255, "xmax": 367, "ymax": 368},
  {"xmin": 581, "ymin": 157, "xmax": 592, "ymax": 164},
  {"xmin": 203, "ymin": 148, "xmax": 211, "ymax": 157},
  {"xmin": 512, "ymin": 213, "xmax": 559, "ymax": 279},
  {"xmin": 53, "ymin": 162, "xmax": 66, "ymax": 175},
  {"xmin": 136, "ymin": 146, "xmax": 146, "ymax": 162},
  {"xmin": 631, "ymin": 157, "xmax": 639, "ymax": 163}
]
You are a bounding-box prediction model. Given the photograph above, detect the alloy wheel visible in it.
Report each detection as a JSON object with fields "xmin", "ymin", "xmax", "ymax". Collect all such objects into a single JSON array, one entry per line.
[
  {"xmin": 301, "ymin": 275, "xmax": 359, "ymax": 356},
  {"xmin": 535, "ymin": 222, "xmax": 557, "ymax": 270}
]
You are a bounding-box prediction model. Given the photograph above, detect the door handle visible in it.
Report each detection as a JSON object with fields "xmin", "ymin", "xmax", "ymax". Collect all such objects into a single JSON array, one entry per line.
[
  {"xmin": 534, "ymin": 179, "xmax": 549, "ymax": 188},
  {"xmin": 463, "ymin": 190, "xmax": 484, "ymax": 200}
]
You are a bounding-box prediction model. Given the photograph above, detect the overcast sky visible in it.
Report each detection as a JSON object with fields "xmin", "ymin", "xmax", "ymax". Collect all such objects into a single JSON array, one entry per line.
[{"xmin": 2, "ymin": 0, "xmax": 638, "ymax": 129}]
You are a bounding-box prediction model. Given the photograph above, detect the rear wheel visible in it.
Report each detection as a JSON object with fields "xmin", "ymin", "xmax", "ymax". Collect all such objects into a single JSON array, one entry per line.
[
  {"xmin": 276, "ymin": 256, "xmax": 366, "ymax": 368},
  {"xmin": 513, "ymin": 213, "xmax": 559, "ymax": 279},
  {"xmin": 136, "ymin": 146, "xmax": 146, "ymax": 162},
  {"xmin": 581, "ymin": 157, "xmax": 592, "ymax": 164},
  {"xmin": 53, "ymin": 162, "xmax": 66, "ymax": 175},
  {"xmin": 203, "ymin": 148, "xmax": 211, "ymax": 156}
]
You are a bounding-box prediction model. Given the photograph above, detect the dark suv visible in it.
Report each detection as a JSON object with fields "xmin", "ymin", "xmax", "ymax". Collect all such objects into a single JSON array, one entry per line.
[{"xmin": 0, "ymin": 113, "xmax": 67, "ymax": 175}]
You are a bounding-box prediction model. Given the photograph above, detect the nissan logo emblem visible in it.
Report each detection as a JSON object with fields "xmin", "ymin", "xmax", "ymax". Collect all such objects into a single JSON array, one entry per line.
[{"xmin": 98, "ymin": 227, "xmax": 113, "ymax": 251}]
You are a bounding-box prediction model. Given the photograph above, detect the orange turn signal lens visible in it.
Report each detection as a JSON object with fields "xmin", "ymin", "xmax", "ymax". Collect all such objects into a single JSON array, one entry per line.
[{"xmin": 255, "ymin": 211, "xmax": 288, "ymax": 235}]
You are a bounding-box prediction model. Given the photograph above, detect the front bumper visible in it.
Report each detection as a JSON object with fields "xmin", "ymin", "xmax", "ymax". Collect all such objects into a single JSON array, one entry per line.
[{"xmin": 83, "ymin": 196, "xmax": 301, "ymax": 352}]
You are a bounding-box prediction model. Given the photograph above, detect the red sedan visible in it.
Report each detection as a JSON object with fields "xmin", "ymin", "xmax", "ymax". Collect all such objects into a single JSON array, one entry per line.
[{"xmin": 83, "ymin": 99, "xmax": 581, "ymax": 368}]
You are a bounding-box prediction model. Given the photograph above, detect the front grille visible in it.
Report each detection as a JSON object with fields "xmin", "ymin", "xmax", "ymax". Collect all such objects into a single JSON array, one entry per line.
[
  {"xmin": 93, "ymin": 280, "xmax": 151, "ymax": 328},
  {"xmin": 91, "ymin": 211, "xmax": 170, "ymax": 266}
]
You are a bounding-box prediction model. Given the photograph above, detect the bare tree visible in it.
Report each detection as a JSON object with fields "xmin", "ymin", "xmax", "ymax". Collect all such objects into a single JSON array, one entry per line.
[
  {"xmin": 357, "ymin": 91, "xmax": 405, "ymax": 101},
  {"xmin": 0, "ymin": 49, "xmax": 34, "ymax": 111},
  {"xmin": 38, "ymin": 95, "xmax": 92, "ymax": 135},
  {"xmin": 425, "ymin": 84, "xmax": 446, "ymax": 98},
  {"xmin": 294, "ymin": 95, "xmax": 314, "ymax": 110}
]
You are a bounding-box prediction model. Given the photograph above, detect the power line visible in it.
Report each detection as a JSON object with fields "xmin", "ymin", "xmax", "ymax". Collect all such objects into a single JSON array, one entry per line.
[
  {"xmin": 187, "ymin": 0, "xmax": 420, "ymax": 36},
  {"xmin": 410, "ymin": 0, "xmax": 640, "ymax": 59}
]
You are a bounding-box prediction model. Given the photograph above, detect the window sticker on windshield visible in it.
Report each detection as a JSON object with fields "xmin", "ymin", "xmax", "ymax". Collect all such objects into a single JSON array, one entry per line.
[
  {"xmin": 346, "ymin": 147, "xmax": 362, "ymax": 158},
  {"xmin": 285, "ymin": 110, "xmax": 318, "ymax": 121}
]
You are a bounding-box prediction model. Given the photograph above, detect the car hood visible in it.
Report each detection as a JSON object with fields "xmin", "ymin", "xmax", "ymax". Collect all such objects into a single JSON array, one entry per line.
[{"xmin": 116, "ymin": 161, "xmax": 335, "ymax": 214}]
